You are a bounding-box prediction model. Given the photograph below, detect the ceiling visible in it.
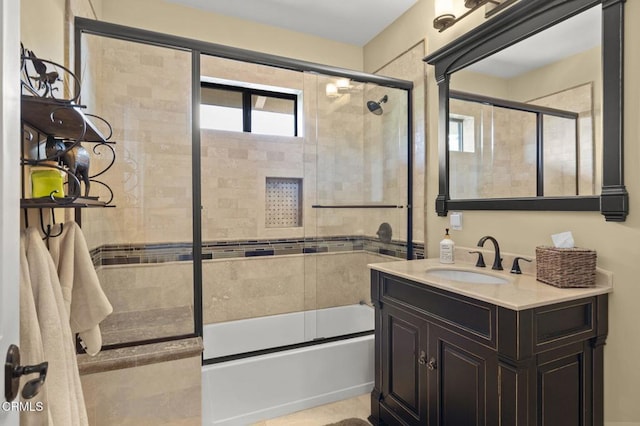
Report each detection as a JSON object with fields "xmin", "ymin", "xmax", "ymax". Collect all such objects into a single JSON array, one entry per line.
[
  {"xmin": 467, "ymin": 5, "xmax": 601, "ymax": 79},
  {"xmin": 164, "ymin": 0, "xmax": 418, "ymax": 46}
]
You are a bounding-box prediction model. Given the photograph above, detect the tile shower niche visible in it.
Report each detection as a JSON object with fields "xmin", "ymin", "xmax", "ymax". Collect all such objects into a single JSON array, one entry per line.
[{"xmin": 266, "ymin": 177, "xmax": 303, "ymax": 228}]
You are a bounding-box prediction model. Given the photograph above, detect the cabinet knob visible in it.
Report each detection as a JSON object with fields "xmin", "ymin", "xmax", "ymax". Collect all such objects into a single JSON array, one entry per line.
[
  {"xmin": 427, "ymin": 357, "xmax": 437, "ymax": 371},
  {"xmin": 418, "ymin": 352, "xmax": 437, "ymax": 370}
]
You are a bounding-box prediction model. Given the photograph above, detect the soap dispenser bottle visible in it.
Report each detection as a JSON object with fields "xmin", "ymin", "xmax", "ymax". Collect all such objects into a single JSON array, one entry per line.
[{"xmin": 439, "ymin": 228, "xmax": 455, "ymax": 264}]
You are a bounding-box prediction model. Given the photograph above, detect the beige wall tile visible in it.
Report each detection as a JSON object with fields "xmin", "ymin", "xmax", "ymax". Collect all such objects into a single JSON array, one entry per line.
[
  {"xmin": 81, "ymin": 356, "xmax": 201, "ymax": 426},
  {"xmin": 81, "ymin": 38, "xmax": 415, "ymax": 247},
  {"xmin": 200, "ymin": 252, "xmax": 396, "ymax": 324},
  {"xmin": 80, "ymin": 37, "xmax": 193, "ymax": 248},
  {"xmin": 97, "ymin": 262, "xmax": 193, "ymax": 337},
  {"xmin": 371, "ymin": 42, "xmax": 426, "ymax": 243}
]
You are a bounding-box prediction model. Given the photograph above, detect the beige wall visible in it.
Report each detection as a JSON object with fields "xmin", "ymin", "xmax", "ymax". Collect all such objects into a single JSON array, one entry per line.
[
  {"xmin": 450, "ymin": 69, "xmax": 510, "ymax": 99},
  {"xmin": 364, "ymin": 0, "xmax": 640, "ymax": 424},
  {"xmin": 20, "ymin": 0, "xmax": 101, "ymax": 66},
  {"xmin": 100, "ymin": 0, "xmax": 362, "ymax": 71},
  {"xmin": 21, "ymin": 0, "xmax": 66, "ymax": 63},
  {"xmin": 81, "ymin": 356, "xmax": 201, "ymax": 426}
]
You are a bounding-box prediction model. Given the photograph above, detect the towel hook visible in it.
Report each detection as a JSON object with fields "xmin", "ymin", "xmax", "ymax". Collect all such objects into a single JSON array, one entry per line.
[{"xmin": 39, "ymin": 208, "xmax": 63, "ymax": 241}]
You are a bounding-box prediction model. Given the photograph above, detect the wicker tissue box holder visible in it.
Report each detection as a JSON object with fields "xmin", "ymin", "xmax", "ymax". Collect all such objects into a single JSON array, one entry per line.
[{"xmin": 535, "ymin": 246, "xmax": 597, "ymax": 288}]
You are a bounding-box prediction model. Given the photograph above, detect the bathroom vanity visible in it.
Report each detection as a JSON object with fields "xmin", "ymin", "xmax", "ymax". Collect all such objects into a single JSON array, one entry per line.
[{"xmin": 368, "ymin": 259, "xmax": 611, "ymax": 426}]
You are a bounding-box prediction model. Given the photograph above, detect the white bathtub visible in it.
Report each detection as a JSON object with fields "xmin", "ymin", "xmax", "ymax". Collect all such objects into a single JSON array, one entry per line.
[{"xmin": 201, "ymin": 304, "xmax": 375, "ymax": 425}]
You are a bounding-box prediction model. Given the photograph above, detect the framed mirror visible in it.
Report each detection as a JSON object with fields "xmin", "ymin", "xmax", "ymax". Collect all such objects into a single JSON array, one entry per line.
[{"xmin": 424, "ymin": 0, "xmax": 627, "ymax": 221}]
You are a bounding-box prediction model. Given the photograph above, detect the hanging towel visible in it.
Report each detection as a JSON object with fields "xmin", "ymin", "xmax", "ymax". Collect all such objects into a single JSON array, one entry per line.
[
  {"xmin": 19, "ymin": 238, "xmax": 53, "ymax": 426},
  {"xmin": 48, "ymin": 221, "xmax": 113, "ymax": 356},
  {"xmin": 22, "ymin": 228, "xmax": 89, "ymax": 426}
]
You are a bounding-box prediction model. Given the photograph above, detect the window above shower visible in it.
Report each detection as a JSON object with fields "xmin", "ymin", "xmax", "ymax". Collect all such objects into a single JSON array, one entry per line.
[
  {"xmin": 200, "ymin": 81, "xmax": 300, "ymax": 137},
  {"xmin": 448, "ymin": 115, "xmax": 475, "ymax": 153}
]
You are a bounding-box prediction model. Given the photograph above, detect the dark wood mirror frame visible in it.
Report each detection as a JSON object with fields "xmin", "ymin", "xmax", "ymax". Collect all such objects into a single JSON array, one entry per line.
[{"xmin": 424, "ymin": 0, "xmax": 627, "ymax": 222}]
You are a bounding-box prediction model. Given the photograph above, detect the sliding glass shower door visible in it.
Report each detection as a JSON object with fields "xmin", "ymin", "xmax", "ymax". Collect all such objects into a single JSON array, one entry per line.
[
  {"xmin": 78, "ymin": 33, "xmax": 195, "ymax": 347},
  {"xmin": 76, "ymin": 24, "xmax": 412, "ymax": 360},
  {"xmin": 308, "ymin": 73, "xmax": 410, "ymax": 341},
  {"xmin": 199, "ymin": 54, "xmax": 309, "ymax": 360}
]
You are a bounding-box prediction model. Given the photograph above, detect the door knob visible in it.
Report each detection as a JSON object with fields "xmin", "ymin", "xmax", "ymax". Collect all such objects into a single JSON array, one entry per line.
[
  {"xmin": 4, "ymin": 344, "xmax": 48, "ymax": 402},
  {"xmin": 418, "ymin": 351, "xmax": 427, "ymax": 365}
]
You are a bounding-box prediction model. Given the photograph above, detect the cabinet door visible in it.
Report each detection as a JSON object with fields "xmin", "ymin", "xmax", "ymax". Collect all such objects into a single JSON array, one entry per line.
[
  {"xmin": 537, "ymin": 341, "xmax": 592, "ymax": 426},
  {"xmin": 427, "ymin": 323, "xmax": 499, "ymax": 426},
  {"xmin": 380, "ymin": 304, "xmax": 428, "ymax": 425}
]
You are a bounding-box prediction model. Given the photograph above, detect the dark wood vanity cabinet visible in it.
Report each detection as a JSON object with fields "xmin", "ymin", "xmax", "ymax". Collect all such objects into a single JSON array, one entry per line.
[{"xmin": 370, "ymin": 271, "xmax": 608, "ymax": 426}]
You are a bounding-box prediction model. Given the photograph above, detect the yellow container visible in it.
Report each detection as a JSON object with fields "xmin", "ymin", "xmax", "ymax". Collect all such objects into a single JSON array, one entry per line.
[{"xmin": 31, "ymin": 170, "xmax": 65, "ymax": 198}]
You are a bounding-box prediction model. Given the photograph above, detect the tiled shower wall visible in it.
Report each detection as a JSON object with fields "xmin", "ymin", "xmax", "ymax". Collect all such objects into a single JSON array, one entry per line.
[
  {"xmin": 531, "ymin": 83, "xmax": 595, "ymax": 196},
  {"xmin": 96, "ymin": 250, "xmax": 396, "ymax": 341},
  {"xmin": 449, "ymin": 45, "xmax": 598, "ymax": 200},
  {"xmin": 450, "ymin": 101, "xmax": 537, "ymax": 199},
  {"xmin": 81, "ymin": 36, "xmax": 194, "ymax": 248},
  {"xmin": 199, "ymin": 55, "xmax": 409, "ymax": 242},
  {"xmin": 449, "ymin": 84, "xmax": 594, "ymax": 199},
  {"xmin": 374, "ymin": 41, "xmax": 426, "ymax": 245},
  {"xmin": 81, "ymin": 46, "xmax": 412, "ymax": 247},
  {"xmin": 78, "ymin": 35, "xmax": 421, "ymax": 343}
]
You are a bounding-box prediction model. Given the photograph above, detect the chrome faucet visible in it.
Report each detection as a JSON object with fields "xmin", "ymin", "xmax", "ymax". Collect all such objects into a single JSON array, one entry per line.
[{"xmin": 477, "ymin": 236, "xmax": 503, "ymax": 270}]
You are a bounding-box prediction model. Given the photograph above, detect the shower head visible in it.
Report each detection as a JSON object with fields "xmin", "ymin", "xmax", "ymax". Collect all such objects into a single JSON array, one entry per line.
[{"xmin": 367, "ymin": 95, "xmax": 388, "ymax": 115}]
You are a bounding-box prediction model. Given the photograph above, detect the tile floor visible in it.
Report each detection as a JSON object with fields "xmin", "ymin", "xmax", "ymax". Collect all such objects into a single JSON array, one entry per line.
[{"xmin": 251, "ymin": 393, "xmax": 371, "ymax": 425}]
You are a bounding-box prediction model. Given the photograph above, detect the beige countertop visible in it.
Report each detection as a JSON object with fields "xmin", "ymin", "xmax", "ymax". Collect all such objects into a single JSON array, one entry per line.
[{"xmin": 368, "ymin": 257, "xmax": 612, "ymax": 311}]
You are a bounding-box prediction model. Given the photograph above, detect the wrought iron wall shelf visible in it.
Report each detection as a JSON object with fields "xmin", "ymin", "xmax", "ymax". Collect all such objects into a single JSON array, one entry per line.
[
  {"xmin": 20, "ymin": 45, "xmax": 116, "ymax": 212},
  {"xmin": 20, "ymin": 196, "xmax": 113, "ymax": 209},
  {"xmin": 21, "ymin": 96, "xmax": 109, "ymax": 143}
]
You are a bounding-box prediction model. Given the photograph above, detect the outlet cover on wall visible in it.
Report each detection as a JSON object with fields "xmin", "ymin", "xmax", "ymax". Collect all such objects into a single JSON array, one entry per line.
[{"xmin": 450, "ymin": 212, "xmax": 462, "ymax": 230}]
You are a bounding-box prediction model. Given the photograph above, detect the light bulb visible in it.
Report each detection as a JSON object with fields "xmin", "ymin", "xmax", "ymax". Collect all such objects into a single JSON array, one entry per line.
[
  {"xmin": 325, "ymin": 83, "xmax": 339, "ymax": 98},
  {"xmin": 335, "ymin": 78, "xmax": 351, "ymax": 92},
  {"xmin": 435, "ymin": 0, "xmax": 456, "ymax": 17}
]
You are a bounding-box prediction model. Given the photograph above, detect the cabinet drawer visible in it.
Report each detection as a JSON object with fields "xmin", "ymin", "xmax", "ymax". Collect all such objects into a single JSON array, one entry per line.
[
  {"xmin": 379, "ymin": 273, "xmax": 496, "ymax": 348},
  {"xmin": 534, "ymin": 298, "xmax": 596, "ymax": 350}
]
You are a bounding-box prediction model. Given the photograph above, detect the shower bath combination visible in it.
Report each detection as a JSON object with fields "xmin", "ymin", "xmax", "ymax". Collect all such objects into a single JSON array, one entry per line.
[
  {"xmin": 74, "ymin": 17, "xmax": 415, "ymax": 425},
  {"xmin": 367, "ymin": 95, "xmax": 388, "ymax": 115}
]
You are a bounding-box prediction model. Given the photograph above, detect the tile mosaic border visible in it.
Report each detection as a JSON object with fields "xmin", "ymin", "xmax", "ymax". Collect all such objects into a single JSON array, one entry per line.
[{"xmin": 90, "ymin": 236, "xmax": 425, "ymax": 267}]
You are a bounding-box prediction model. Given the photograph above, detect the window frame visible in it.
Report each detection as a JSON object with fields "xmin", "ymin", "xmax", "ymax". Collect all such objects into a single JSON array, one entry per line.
[
  {"xmin": 448, "ymin": 117, "xmax": 464, "ymax": 152},
  {"xmin": 201, "ymin": 81, "xmax": 299, "ymax": 136}
]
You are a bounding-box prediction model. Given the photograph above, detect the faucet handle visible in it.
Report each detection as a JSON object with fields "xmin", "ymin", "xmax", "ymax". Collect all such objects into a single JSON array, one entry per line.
[
  {"xmin": 468, "ymin": 251, "xmax": 486, "ymax": 268},
  {"xmin": 510, "ymin": 256, "xmax": 532, "ymax": 274}
]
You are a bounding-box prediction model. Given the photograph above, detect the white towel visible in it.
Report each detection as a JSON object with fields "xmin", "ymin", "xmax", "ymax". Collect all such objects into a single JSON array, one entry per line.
[
  {"xmin": 48, "ymin": 222, "xmax": 113, "ymax": 356},
  {"xmin": 19, "ymin": 238, "xmax": 53, "ymax": 426},
  {"xmin": 22, "ymin": 228, "xmax": 89, "ymax": 426}
]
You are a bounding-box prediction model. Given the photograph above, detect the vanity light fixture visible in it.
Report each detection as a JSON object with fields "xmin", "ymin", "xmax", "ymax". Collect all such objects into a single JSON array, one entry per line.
[
  {"xmin": 326, "ymin": 78, "xmax": 355, "ymax": 98},
  {"xmin": 325, "ymin": 83, "xmax": 339, "ymax": 98},
  {"xmin": 434, "ymin": 0, "xmax": 505, "ymax": 32},
  {"xmin": 335, "ymin": 78, "xmax": 352, "ymax": 92}
]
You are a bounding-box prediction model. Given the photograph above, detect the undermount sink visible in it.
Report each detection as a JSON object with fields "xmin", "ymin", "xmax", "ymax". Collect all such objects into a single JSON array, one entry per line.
[{"xmin": 425, "ymin": 268, "xmax": 509, "ymax": 285}]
